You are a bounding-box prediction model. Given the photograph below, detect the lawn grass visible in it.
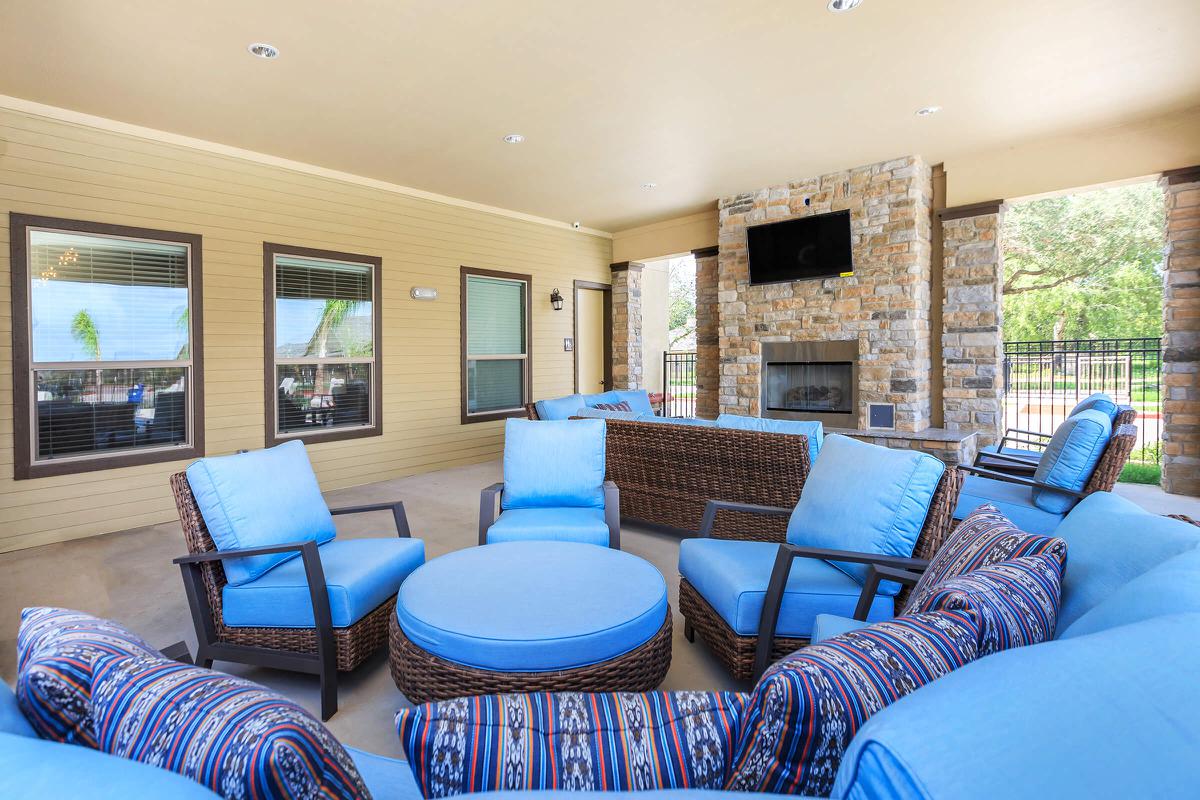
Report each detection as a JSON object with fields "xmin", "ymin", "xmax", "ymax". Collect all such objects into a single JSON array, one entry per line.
[{"xmin": 1119, "ymin": 462, "xmax": 1162, "ymax": 485}]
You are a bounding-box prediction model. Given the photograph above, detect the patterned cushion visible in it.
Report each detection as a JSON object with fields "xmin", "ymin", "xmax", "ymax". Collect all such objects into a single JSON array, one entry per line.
[
  {"xmin": 905, "ymin": 503, "xmax": 1067, "ymax": 614},
  {"xmin": 592, "ymin": 400, "xmax": 633, "ymax": 412},
  {"xmin": 15, "ymin": 607, "xmax": 160, "ymax": 746},
  {"xmin": 90, "ymin": 655, "xmax": 369, "ymax": 800},
  {"xmin": 912, "ymin": 554, "xmax": 1063, "ymax": 656},
  {"xmin": 725, "ymin": 610, "xmax": 980, "ymax": 797},
  {"xmin": 396, "ymin": 690, "xmax": 746, "ymax": 796}
]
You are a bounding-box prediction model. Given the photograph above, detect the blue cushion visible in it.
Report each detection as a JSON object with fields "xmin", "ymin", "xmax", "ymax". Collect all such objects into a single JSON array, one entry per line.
[
  {"xmin": 979, "ymin": 444, "xmax": 1043, "ymax": 461},
  {"xmin": 396, "ymin": 542, "xmax": 667, "ymax": 671},
  {"xmin": 810, "ymin": 613, "xmax": 869, "ymax": 644},
  {"xmin": 344, "ymin": 747, "xmax": 422, "ymax": 800},
  {"xmin": 0, "ymin": 731, "xmax": 221, "ymax": 799},
  {"xmin": 1031, "ymin": 409, "xmax": 1111, "ymax": 513},
  {"xmin": 501, "ymin": 418, "xmax": 606, "ymax": 509},
  {"xmin": 786, "ymin": 435, "xmax": 945, "ymax": 585},
  {"xmin": 832, "ymin": 613, "xmax": 1200, "ymax": 800},
  {"xmin": 185, "ymin": 440, "xmax": 336, "ymax": 586},
  {"xmin": 611, "ymin": 389, "xmax": 655, "ymax": 415},
  {"xmin": 572, "ymin": 406, "xmax": 642, "ymax": 421},
  {"xmin": 678, "ymin": 538, "xmax": 894, "ymax": 638},
  {"xmin": 0, "ymin": 682, "xmax": 35, "ymax": 738},
  {"xmin": 487, "ymin": 507, "xmax": 610, "ymax": 546},
  {"xmin": 1054, "ymin": 491, "xmax": 1200, "ymax": 633},
  {"xmin": 535, "ymin": 393, "xmax": 585, "ymax": 420},
  {"xmin": 581, "ymin": 390, "xmax": 622, "ymax": 408},
  {"xmin": 222, "ymin": 537, "xmax": 426, "ymax": 628},
  {"xmin": 953, "ymin": 475, "xmax": 1065, "ymax": 535},
  {"xmin": 637, "ymin": 414, "xmax": 717, "ymax": 427},
  {"xmin": 716, "ymin": 414, "xmax": 824, "ymax": 463},
  {"xmin": 1068, "ymin": 392, "xmax": 1118, "ymax": 420},
  {"xmin": 1060, "ymin": 546, "xmax": 1200, "ymax": 639}
]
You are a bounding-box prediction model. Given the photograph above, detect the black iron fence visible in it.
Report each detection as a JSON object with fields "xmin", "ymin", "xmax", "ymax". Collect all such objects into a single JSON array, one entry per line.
[
  {"xmin": 662, "ymin": 351, "xmax": 697, "ymax": 418},
  {"xmin": 1003, "ymin": 337, "xmax": 1162, "ymax": 463}
]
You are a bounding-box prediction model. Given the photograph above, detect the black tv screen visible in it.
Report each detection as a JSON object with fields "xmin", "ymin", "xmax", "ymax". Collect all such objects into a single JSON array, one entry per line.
[{"xmin": 747, "ymin": 210, "xmax": 854, "ymax": 285}]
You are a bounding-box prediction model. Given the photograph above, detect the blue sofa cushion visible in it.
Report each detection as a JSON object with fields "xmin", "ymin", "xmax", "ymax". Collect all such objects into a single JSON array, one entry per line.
[
  {"xmin": 715, "ymin": 414, "xmax": 823, "ymax": 463},
  {"xmin": 396, "ymin": 542, "xmax": 667, "ymax": 671},
  {"xmin": 637, "ymin": 414, "xmax": 717, "ymax": 427},
  {"xmin": 727, "ymin": 610, "xmax": 980, "ymax": 797},
  {"xmin": 678, "ymin": 538, "xmax": 895, "ymax": 638},
  {"xmin": 906, "ymin": 503, "xmax": 1067, "ymax": 614},
  {"xmin": 345, "ymin": 746, "xmax": 423, "ymax": 800},
  {"xmin": 222, "ymin": 537, "xmax": 426, "ymax": 628},
  {"xmin": 15, "ymin": 607, "xmax": 159, "ymax": 746},
  {"xmin": 912, "ymin": 553, "xmax": 1063, "ymax": 656},
  {"xmin": 831, "ymin": 613, "xmax": 1200, "ymax": 800},
  {"xmin": 953, "ymin": 475, "xmax": 1066, "ymax": 535},
  {"xmin": 787, "ymin": 435, "xmax": 945, "ymax": 585},
  {"xmin": 1031, "ymin": 409, "xmax": 1111, "ymax": 513},
  {"xmin": 611, "ymin": 389, "xmax": 655, "ymax": 415},
  {"xmin": 487, "ymin": 507, "xmax": 610, "ymax": 546},
  {"xmin": 1054, "ymin": 492, "xmax": 1200, "ymax": 633},
  {"xmin": 810, "ymin": 613, "xmax": 869, "ymax": 644},
  {"xmin": 1068, "ymin": 391, "xmax": 1118, "ymax": 420},
  {"xmin": 185, "ymin": 440, "xmax": 337, "ymax": 586},
  {"xmin": 397, "ymin": 690, "xmax": 746, "ymax": 794},
  {"xmin": 1060, "ymin": 546, "xmax": 1200, "ymax": 639},
  {"xmin": 501, "ymin": 418, "xmax": 606, "ymax": 509},
  {"xmin": 0, "ymin": 731, "xmax": 221, "ymax": 799},
  {"xmin": 0, "ymin": 682, "xmax": 35, "ymax": 738},
  {"xmin": 535, "ymin": 393, "xmax": 585, "ymax": 420},
  {"xmin": 573, "ymin": 406, "xmax": 643, "ymax": 421}
]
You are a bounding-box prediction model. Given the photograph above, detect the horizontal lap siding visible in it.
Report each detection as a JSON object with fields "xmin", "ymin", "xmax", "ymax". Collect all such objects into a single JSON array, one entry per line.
[{"xmin": 0, "ymin": 109, "xmax": 611, "ymax": 552}]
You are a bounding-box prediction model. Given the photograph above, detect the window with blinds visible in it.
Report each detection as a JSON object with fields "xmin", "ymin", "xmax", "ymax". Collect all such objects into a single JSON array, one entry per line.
[
  {"xmin": 463, "ymin": 270, "xmax": 530, "ymax": 420},
  {"xmin": 270, "ymin": 248, "xmax": 380, "ymax": 440}
]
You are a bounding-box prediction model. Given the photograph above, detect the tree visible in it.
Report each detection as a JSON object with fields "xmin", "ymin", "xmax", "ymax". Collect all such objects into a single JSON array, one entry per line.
[
  {"xmin": 667, "ymin": 256, "xmax": 696, "ymax": 349},
  {"xmin": 306, "ymin": 299, "xmax": 371, "ymax": 392},
  {"xmin": 71, "ymin": 309, "xmax": 101, "ymax": 359}
]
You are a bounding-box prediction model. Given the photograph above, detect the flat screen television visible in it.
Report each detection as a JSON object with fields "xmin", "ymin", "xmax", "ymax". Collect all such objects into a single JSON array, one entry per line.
[{"xmin": 747, "ymin": 209, "xmax": 854, "ymax": 285}]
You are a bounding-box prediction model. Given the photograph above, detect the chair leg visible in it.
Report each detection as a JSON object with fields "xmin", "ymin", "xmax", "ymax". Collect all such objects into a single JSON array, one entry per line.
[
  {"xmin": 320, "ymin": 665, "xmax": 338, "ymax": 721},
  {"xmin": 684, "ymin": 619, "xmax": 695, "ymax": 643}
]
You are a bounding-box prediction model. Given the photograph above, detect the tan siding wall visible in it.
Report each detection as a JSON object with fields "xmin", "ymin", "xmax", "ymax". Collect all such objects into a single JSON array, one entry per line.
[{"xmin": 0, "ymin": 109, "xmax": 612, "ymax": 553}]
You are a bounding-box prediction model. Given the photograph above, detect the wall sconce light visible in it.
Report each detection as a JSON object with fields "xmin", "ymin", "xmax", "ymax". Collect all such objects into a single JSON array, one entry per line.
[{"xmin": 550, "ymin": 288, "xmax": 564, "ymax": 311}]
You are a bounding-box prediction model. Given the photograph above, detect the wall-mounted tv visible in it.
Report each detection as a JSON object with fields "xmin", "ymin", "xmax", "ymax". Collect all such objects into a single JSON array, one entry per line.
[{"xmin": 747, "ymin": 209, "xmax": 854, "ymax": 285}]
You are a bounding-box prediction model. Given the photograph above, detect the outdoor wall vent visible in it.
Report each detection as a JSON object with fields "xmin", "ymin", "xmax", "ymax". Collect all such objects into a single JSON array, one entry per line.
[
  {"xmin": 868, "ymin": 403, "xmax": 896, "ymax": 430},
  {"xmin": 410, "ymin": 287, "xmax": 438, "ymax": 301}
]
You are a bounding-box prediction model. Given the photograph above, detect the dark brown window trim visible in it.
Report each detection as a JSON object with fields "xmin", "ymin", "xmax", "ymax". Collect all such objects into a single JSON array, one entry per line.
[
  {"xmin": 263, "ymin": 242, "xmax": 384, "ymax": 448},
  {"xmin": 1163, "ymin": 165, "xmax": 1200, "ymax": 186},
  {"xmin": 572, "ymin": 280, "xmax": 612, "ymax": 394},
  {"xmin": 937, "ymin": 199, "xmax": 1005, "ymax": 222},
  {"xmin": 9, "ymin": 213, "xmax": 205, "ymax": 480},
  {"xmin": 690, "ymin": 246, "xmax": 720, "ymax": 259},
  {"xmin": 460, "ymin": 265, "xmax": 533, "ymax": 425}
]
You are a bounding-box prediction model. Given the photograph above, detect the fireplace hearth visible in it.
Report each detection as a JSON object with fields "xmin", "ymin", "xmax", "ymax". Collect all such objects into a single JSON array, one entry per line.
[{"xmin": 761, "ymin": 340, "xmax": 858, "ymax": 425}]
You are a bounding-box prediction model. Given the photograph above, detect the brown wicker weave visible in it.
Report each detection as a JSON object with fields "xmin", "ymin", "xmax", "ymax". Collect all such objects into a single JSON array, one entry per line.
[
  {"xmin": 1083, "ymin": 422, "xmax": 1139, "ymax": 494},
  {"xmin": 679, "ymin": 466, "xmax": 964, "ymax": 681},
  {"xmin": 1168, "ymin": 514, "xmax": 1200, "ymax": 528},
  {"xmin": 389, "ymin": 609, "xmax": 673, "ymax": 703}
]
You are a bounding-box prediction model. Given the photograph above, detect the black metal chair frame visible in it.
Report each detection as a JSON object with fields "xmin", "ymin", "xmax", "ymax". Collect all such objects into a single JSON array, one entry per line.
[
  {"xmin": 956, "ymin": 464, "xmax": 1089, "ymax": 500},
  {"xmin": 976, "ymin": 404, "xmax": 1135, "ymax": 475},
  {"xmin": 172, "ymin": 500, "xmax": 411, "ymax": 720},
  {"xmin": 478, "ymin": 481, "xmax": 621, "ymax": 549}
]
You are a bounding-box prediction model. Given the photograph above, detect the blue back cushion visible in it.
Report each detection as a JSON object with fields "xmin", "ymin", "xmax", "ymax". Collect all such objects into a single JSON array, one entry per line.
[
  {"xmin": 573, "ymin": 406, "xmax": 642, "ymax": 421},
  {"xmin": 716, "ymin": 414, "xmax": 823, "ymax": 462},
  {"xmin": 501, "ymin": 418, "xmax": 606, "ymax": 509},
  {"xmin": 185, "ymin": 440, "xmax": 335, "ymax": 586},
  {"xmin": 1068, "ymin": 392, "xmax": 1118, "ymax": 420},
  {"xmin": 1059, "ymin": 546, "xmax": 1200, "ymax": 639},
  {"xmin": 0, "ymin": 682, "xmax": 35, "ymax": 739},
  {"xmin": 1031, "ymin": 409, "xmax": 1112, "ymax": 513},
  {"xmin": 787, "ymin": 435, "xmax": 945, "ymax": 584},
  {"xmin": 611, "ymin": 390, "xmax": 655, "ymax": 415},
  {"xmin": 535, "ymin": 393, "xmax": 585, "ymax": 420},
  {"xmin": 637, "ymin": 414, "xmax": 716, "ymax": 427}
]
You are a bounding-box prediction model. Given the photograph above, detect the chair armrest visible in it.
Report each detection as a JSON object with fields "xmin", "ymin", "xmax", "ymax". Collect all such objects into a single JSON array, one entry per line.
[
  {"xmin": 479, "ymin": 482, "xmax": 504, "ymax": 545},
  {"xmin": 853, "ymin": 565, "xmax": 924, "ymax": 621},
  {"xmin": 784, "ymin": 544, "xmax": 930, "ymax": 572},
  {"xmin": 603, "ymin": 480, "xmax": 621, "ymax": 550},
  {"xmin": 172, "ymin": 540, "xmax": 313, "ymax": 565},
  {"xmin": 698, "ymin": 499, "xmax": 792, "ymax": 538},
  {"xmin": 974, "ymin": 450, "xmax": 1040, "ymax": 467},
  {"xmin": 958, "ymin": 464, "xmax": 1088, "ymax": 499},
  {"xmin": 329, "ymin": 501, "xmax": 411, "ymax": 537},
  {"xmin": 1005, "ymin": 427, "xmax": 1053, "ymax": 439}
]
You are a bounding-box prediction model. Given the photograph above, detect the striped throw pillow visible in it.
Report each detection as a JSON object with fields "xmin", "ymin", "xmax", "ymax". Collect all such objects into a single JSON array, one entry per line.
[
  {"xmin": 912, "ymin": 553, "xmax": 1064, "ymax": 656},
  {"xmin": 905, "ymin": 503, "xmax": 1067, "ymax": 613},
  {"xmin": 90, "ymin": 655, "xmax": 369, "ymax": 800},
  {"xmin": 592, "ymin": 401, "xmax": 633, "ymax": 412},
  {"xmin": 15, "ymin": 607, "xmax": 160, "ymax": 746},
  {"xmin": 396, "ymin": 690, "xmax": 746, "ymax": 796},
  {"xmin": 726, "ymin": 610, "xmax": 980, "ymax": 797}
]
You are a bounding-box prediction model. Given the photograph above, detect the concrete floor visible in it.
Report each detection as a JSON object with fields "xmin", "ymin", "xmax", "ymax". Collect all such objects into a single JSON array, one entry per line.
[{"xmin": 1, "ymin": 460, "xmax": 1196, "ymax": 757}]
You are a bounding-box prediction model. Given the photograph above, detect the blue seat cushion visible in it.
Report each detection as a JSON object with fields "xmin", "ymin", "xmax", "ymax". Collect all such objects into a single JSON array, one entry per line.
[
  {"xmin": 678, "ymin": 538, "xmax": 894, "ymax": 638},
  {"xmin": 397, "ymin": 542, "xmax": 667, "ymax": 671},
  {"xmin": 0, "ymin": 682, "xmax": 35, "ymax": 738},
  {"xmin": 953, "ymin": 475, "xmax": 1065, "ymax": 535},
  {"xmin": 535, "ymin": 393, "xmax": 585, "ymax": 420},
  {"xmin": 487, "ymin": 507, "xmax": 610, "ymax": 546},
  {"xmin": 1031, "ymin": 409, "xmax": 1111, "ymax": 513},
  {"xmin": 185, "ymin": 440, "xmax": 336, "ymax": 586},
  {"xmin": 501, "ymin": 418, "xmax": 606, "ymax": 509},
  {"xmin": 344, "ymin": 748, "xmax": 422, "ymax": 800},
  {"xmin": 810, "ymin": 613, "xmax": 869, "ymax": 644},
  {"xmin": 787, "ymin": 434, "xmax": 945, "ymax": 585},
  {"xmin": 1053, "ymin": 491, "xmax": 1200, "ymax": 633},
  {"xmin": 716, "ymin": 414, "xmax": 823, "ymax": 463},
  {"xmin": 1060, "ymin": 546, "xmax": 1200, "ymax": 639},
  {"xmin": 1069, "ymin": 392, "xmax": 1118, "ymax": 420},
  {"xmin": 222, "ymin": 538, "xmax": 426, "ymax": 628}
]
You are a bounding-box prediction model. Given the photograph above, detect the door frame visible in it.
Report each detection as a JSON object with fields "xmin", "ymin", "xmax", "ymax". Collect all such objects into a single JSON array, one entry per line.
[{"xmin": 572, "ymin": 280, "xmax": 613, "ymax": 394}]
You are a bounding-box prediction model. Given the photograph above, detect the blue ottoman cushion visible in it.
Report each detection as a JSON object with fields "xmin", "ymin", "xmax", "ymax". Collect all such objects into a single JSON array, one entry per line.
[
  {"xmin": 487, "ymin": 507, "xmax": 610, "ymax": 547},
  {"xmin": 501, "ymin": 418, "xmax": 606, "ymax": 510},
  {"xmin": 1031, "ymin": 409, "xmax": 1111, "ymax": 513},
  {"xmin": 716, "ymin": 414, "xmax": 823, "ymax": 462}
]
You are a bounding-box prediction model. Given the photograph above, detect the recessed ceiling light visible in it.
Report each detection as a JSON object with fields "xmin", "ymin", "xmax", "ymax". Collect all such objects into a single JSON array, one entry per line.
[
  {"xmin": 640, "ymin": 182, "xmax": 657, "ymax": 191},
  {"xmin": 915, "ymin": 106, "xmax": 942, "ymax": 117},
  {"xmin": 827, "ymin": 0, "xmax": 864, "ymax": 12},
  {"xmin": 502, "ymin": 134, "xmax": 525, "ymax": 144},
  {"xmin": 247, "ymin": 42, "xmax": 279, "ymax": 60}
]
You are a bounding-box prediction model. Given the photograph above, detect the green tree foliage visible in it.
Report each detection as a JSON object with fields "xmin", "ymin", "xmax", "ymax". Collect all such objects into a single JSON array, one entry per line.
[
  {"xmin": 70, "ymin": 309, "xmax": 101, "ymax": 359},
  {"xmin": 667, "ymin": 256, "xmax": 696, "ymax": 348},
  {"xmin": 1002, "ymin": 182, "xmax": 1165, "ymax": 342}
]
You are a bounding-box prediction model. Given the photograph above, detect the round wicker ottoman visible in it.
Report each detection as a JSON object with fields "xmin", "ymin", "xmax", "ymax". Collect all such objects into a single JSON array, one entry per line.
[{"xmin": 389, "ymin": 541, "xmax": 672, "ymax": 703}]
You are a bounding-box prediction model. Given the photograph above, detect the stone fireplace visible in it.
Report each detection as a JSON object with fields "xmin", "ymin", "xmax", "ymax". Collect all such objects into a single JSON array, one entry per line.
[{"xmin": 761, "ymin": 340, "xmax": 858, "ymax": 426}]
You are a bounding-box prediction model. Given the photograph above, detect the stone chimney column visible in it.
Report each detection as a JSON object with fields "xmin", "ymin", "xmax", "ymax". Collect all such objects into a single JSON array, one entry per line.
[
  {"xmin": 610, "ymin": 261, "xmax": 644, "ymax": 390},
  {"xmin": 692, "ymin": 247, "xmax": 720, "ymax": 418}
]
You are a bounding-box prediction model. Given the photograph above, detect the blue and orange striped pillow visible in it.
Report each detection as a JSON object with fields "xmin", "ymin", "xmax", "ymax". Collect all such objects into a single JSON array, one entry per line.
[
  {"xmin": 90, "ymin": 654, "xmax": 369, "ymax": 800},
  {"xmin": 396, "ymin": 690, "xmax": 746, "ymax": 796}
]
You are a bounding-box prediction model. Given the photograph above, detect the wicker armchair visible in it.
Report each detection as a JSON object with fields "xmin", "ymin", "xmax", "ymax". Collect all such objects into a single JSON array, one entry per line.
[{"xmin": 976, "ymin": 405, "xmax": 1136, "ymax": 475}]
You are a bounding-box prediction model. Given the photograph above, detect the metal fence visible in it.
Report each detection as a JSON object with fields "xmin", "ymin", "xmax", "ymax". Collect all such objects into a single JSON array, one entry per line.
[
  {"xmin": 662, "ymin": 351, "xmax": 697, "ymax": 418},
  {"xmin": 1003, "ymin": 337, "xmax": 1162, "ymax": 463}
]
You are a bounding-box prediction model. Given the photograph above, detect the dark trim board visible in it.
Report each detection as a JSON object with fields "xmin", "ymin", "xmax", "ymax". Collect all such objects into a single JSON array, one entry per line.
[
  {"xmin": 609, "ymin": 261, "xmax": 643, "ymax": 272},
  {"xmin": 262, "ymin": 242, "xmax": 384, "ymax": 448},
  {"xmin": 691, "ymin": 246, "xmax": 719, "ymax": 259},
  {"xmin": 8, "ymin": 213, "xmax": 206, "ymax": 480},
  {"xmin": 1163, "ymin": 165, "xmax": 1200, "ymax": 186},
  {"xmin": 572, "ymin": 280, "xmax": 613, "ymax": 394},
  {"xmin": 460, "ymin": 265, "xmax": 534, "ymax": 425},
  {"xmin": 937, "ymin": 200, "xmax": 1005, "ymax": 221}
]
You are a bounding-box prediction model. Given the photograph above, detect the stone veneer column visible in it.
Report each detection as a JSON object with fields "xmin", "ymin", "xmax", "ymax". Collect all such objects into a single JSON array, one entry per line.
[
  {"xmin": 692, "ymin": 246, "xmax": 720, "ymax": 418},
  {"xmin": 610, "ymin": 261, "xmax": 643, "ymax": 390},
  {"xmin": 1159, "ymin": 167, "xmax": 1200, "ymax": 496},
  {"xmin": 940, "ymin": 201, "xmax": 1006, "ymax": 447}
]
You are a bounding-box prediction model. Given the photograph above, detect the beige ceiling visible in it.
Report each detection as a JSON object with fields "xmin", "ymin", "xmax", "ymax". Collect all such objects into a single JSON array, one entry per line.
[{"xmin": 2, "ymin": 0, "xmax": 1198, "ymax": 232}]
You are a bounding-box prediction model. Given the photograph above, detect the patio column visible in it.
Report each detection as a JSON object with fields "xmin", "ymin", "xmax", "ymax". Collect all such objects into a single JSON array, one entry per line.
[
  {"xmin": 939, "ymin": 200, "xmax": 1006, "ymax": 447},
  {"xmin": 693, "ymin": 246, "xmax": 719, "ymax": 419},
  {"xmin": 1159, "ymin": 166, "xmax": 1200, "ymax": 497},
  {"xmin": 610, "ymin": 261, "xmax": 643, "ymax": 390}
]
